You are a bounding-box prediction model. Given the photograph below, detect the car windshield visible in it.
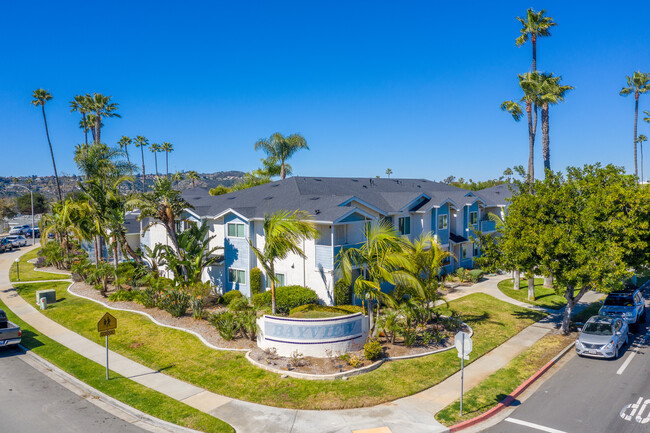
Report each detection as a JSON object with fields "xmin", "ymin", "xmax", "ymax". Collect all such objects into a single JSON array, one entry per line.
[
  {"xmin": 604, "ymin": 295, "xmax": 634, "ymax": 307},
  {"xmin": 583, "ymin": 322, "xmax": 613, "ymax": 335}
]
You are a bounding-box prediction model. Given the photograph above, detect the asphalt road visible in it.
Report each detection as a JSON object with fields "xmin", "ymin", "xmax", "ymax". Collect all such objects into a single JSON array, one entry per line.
[
  {"xmin": 0, "ymin": 347, "xmax": 145, "ymax": 433},
  {"xmin": 484, "ymin": 299, "xmax": 650, "ymax": 433}
]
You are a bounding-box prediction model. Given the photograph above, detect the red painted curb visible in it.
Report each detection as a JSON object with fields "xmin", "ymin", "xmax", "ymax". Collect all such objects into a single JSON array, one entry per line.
[{"xmin": 448, "ymin": 341, "xmax": 575, "ymax": 432}]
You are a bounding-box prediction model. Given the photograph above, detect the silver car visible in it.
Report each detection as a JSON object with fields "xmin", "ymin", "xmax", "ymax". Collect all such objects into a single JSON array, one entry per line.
[
  {"xmin": 575, "ymin": 315, "xmax": 629, "ymax": 359},
  {"xmin": 6, "ymin": 235, "xmax": 27, "ymax": 247}
]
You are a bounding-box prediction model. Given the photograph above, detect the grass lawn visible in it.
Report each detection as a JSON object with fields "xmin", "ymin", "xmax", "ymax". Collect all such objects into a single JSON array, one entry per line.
[
  {"xmin": 11, "ymin": 280, "xmax": 547, "ymax": 409},
  {"xmin": 9, "ymin": 247, "xmax": 69, "ymax": 282},
  {"xmin": 0, "ymin": 296, "xmax": 233, "ymax": 433},
  {"xmin": 435, "ymin": 332, "xmax": 576, "ymax": 426},
  {"xmin": 498, "ymin": 278, "xmax": 577, "ymax": 310}
]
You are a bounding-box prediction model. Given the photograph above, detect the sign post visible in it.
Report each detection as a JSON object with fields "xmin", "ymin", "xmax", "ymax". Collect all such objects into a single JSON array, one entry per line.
[
  {"xmin": 97, "ymin": 312, "xmax": 117, "ymax": 379},
  {"xmin": 455, "ymin": 331, "xmax": 473, "ymax": 416}
]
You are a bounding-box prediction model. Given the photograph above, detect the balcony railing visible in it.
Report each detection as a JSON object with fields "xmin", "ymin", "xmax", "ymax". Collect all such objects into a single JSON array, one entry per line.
[{"xmin": 480, "ymin": 220, "xmax": 496, "ymax": 232}]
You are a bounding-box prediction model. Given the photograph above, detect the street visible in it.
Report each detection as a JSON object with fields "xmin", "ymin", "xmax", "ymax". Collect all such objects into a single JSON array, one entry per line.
[
  {"xmin": 0, "ymin": 347, "xmax": 145, "ymax": 433},
  {"xmin": 484, "ymin": 295, "xmax": 650, "ymax": 433}
]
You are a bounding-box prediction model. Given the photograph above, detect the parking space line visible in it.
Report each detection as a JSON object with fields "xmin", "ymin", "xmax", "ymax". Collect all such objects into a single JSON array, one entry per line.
[
  {"xmin": 505, "ymin": 417, "xmax": 567, "ymax": 433},
  {"xmin": 617, "ymin": 352, "xmax": 637, "ymax": 375}
]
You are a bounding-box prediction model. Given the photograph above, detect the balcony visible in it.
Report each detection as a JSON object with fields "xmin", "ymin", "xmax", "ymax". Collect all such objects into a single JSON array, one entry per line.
[{"xmin": 480, "ymin": 220, "xmax": 496, "ymax": 233}]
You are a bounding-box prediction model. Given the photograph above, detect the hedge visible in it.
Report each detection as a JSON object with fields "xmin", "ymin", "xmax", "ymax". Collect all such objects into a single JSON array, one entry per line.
[
  {"xmin": 334, "ymin": 279, "xmax": 352, "ymax": 305},
  {"xmin": 252, "ymin": 285, "xmax": 319, "ymax": 315},
  {"xmin": 289, "ymin": 304, "xmax": 364, "ymax": 316},
  {"xmin": 250, "ymin": 268, "xmax": 262, "ymax": 295}
]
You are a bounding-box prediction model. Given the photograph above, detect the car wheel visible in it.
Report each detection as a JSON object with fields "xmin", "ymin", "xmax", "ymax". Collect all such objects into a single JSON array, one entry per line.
[{"xmin": 613, "ymin": 346, "xmax": 619, "ymax": 359}]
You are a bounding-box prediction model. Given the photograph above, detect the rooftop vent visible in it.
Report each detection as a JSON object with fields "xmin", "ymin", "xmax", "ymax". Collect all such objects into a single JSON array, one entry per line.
[
  {"xmin": 193, "ymin": 197, "xmax": 203, "ymax": 200},
  {"xmin": 362, "ymin": 185, "xmax": 368, "ymax": 189},
  {"xmin": 310, "ymin": 197, "xmax": 320, "ymax": 200},
  {"xmin": 351, "ymin": 179, "xmax": 358, "ymax": 182},
  {"xmin": 228, "ymin": 196, "xmax": 236, "ymax": 200},
  {"xmin": 314, "ymin": 178, "xmax": 322, "ymax": 181},
  {"xmin": 271, "ymin": 184, "xmax": 279, "ymax": 187},
  {"xmin": 264, "ymin": 196, "xmax": 273, "ymax": 200},
  {"xmin": 314, "ymin": 209, "xmax": 321, "ymax": 214}
]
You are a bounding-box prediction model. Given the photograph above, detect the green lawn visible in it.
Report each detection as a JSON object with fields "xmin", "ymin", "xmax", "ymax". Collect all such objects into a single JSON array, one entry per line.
[
  {"xmin": 435, "ymin": 332, "xmax": 575, "ymax": 426},
  {"xmin": 0, "ymin": 296, "xmax": 233, "ymax": 433},
  {"xmin": 12, "ymin": 281, "xmax": 546, "ymax": 410},
  {"xmin": 9, "ymin": 248, "xmax": 69, "ymax": 282},
  {"xmin": 498, "ymin": 278, "xmax": 574, "ymax": 310}
]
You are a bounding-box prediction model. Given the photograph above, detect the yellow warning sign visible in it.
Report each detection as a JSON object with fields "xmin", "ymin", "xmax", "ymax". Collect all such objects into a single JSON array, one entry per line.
[{"xmin": 97, "ymin": 312, "xmax": 117, "ymax": 332}]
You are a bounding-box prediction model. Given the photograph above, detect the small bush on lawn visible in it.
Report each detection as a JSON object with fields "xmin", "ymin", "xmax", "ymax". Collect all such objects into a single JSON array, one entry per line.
[
  {"xmin": 108, "ymin": 289, "xmax": 143, "ymax": 303},
  {"xmin": 236, "ymin": 310, "xmax": 258, "ymax": 340},
  {"xmin": 228, "ymin": 296, "xmax": 250, "ymax": 312},
  {"xmin": 252, "ymin": 285, "xmax": 319, "ymax": 315},
  {"xmin": 219, "ymin": 290, "xmax": 244, "ymax": 305},
  {"xmin": 456, "ymin": 268, "xmax": 469, "ymax": 283},
  {"xmin": 190, "ymin": 296, "xmax": 206, "ymax": 319},
  {"xmin": 209, "ymin": 311, "xmax": 238, "ymax": 340},
  {"xmin": 364, "ymin": 339, "xmax": 383, "ymax": 361},
  {"xmin": 334, "ymin": 279, "xmax": 352, "ymax": 305},
  {"xmin": 159, "ymin": 288, "xmax": 191, "ymax": 318},
  {"xmin": 468, "ymin": 269, "xmax": 484, "ymax": 283},
  {"xmin": 250, "ymin": 268, "xmax": 262, "ymax": 295}
]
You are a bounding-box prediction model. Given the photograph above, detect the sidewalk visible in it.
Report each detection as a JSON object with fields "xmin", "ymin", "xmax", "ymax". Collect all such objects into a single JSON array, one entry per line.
[{"xmin": 0, "ymin": 248, "xmax": 592, "ymax": 433}]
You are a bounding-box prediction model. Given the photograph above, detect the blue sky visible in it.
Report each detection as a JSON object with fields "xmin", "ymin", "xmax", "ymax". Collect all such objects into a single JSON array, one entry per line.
[{"xmin": 2, "ymin": 1, "xmax": 649, "ymax": 181}]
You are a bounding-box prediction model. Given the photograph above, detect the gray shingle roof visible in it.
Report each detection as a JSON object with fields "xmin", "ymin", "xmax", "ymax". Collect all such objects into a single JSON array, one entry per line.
[{"xmin": 180, "ymin": 177, "xmax": 511, "ymax": 222}]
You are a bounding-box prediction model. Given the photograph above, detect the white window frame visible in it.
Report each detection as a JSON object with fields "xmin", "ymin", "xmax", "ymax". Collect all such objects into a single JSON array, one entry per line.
[
  {"xmin": 227, "ymin": 222, "xmax": 245, "ymax": 238},
  {"xmin": 473, "ymin": 243, "xmax": 479, "ymax": 257},
  {"xmin": 438, "ymin": 214, "xmax": 448, "ymax": 230},
  {"xmin": 228, "ymin": 268, "xmax": 246, "ymax": 284},
  {"xmin": 266, "ymin": 272, "xmax": 286, "ymax": 288}
]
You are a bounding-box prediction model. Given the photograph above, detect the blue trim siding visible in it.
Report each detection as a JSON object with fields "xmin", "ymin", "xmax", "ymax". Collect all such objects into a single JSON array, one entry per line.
[
  {"xmin": 224, "ymin": 213, "xmax": 250, "ymax": 296},
  {"xmin": 468, "ymin": 202, "xmax": 479, "ymax": 236},
  {"xmin": 434, "ymin": 204, "xmax": 450, "ymax": 245}
]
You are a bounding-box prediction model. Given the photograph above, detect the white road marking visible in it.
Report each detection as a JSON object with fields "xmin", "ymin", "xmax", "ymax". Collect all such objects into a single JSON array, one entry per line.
[
  {"xmin": 504, "ymin": 418, "xmax": 567, "ymax": 433},
  {"xmin": 617, "ymin": 352, "xmax": 637, "ymax": 375}
]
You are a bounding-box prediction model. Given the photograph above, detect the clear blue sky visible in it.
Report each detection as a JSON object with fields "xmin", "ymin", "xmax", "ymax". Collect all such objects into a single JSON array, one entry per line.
[{"xmin": 2, "ymin": 1, "xmax": 649, "ymax": 181}]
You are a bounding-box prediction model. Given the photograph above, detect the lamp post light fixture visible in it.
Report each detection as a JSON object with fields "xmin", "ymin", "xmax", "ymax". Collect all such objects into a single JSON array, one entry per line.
[
  {"xmin": 15, "ymin": 258, "xmax": 20, "ymax": 281},
  {"xmin": 10, "ymin": 184, "xmax": 35, "ymax": 246}
]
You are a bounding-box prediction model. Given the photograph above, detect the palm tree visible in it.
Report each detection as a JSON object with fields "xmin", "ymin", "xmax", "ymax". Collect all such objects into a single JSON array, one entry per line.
[
  {"xmin": 516, "ymin": 8, "xmax": 556, "ymax": 71},
  {"xmin": 249, "ymin": 210, "xmax": 318, "ymax": 314},
  {"xmin": 637, "ymin": 135, "xmax": 647, "ymax": 183},
  {"xmin": 254, "ymin": 132, "xmax": 309, "ymax": 180},
  {"xmin": 117, "ymin": 136, "xmax": 132, "ymax": 173},
  {"xmin": 186, "ymin": 170, "xmax": 200, "ymax": 188},
  {"xmin": 620, "ymin": 72, "xmax": 650, "ymax": 179},
  {"xmin": 87, "ymin": 93, "xmax": 121, "ymax": 145},
  {"xmin": 537, "ymin": 73, "xmax": 573, "ymax": 172},
  {"xmin": 70, "ymin": 94, "xmax": 92, "ymax": 146},
  {"xmin": 160, "ymin": 142, "xmax": 174, "ymax": 179},
  {"xmin": 171, "ymin": 171, "xmax": 184, "ymax": 187},
  {"xmin": 134, "ymin": 136, "xmax": 149, "ymax": 192},
  {"xmin": 150, "ymin": 142, "xmax": 161, "ymax": 178},
  {"xmin": 386, "ymin": 168, "xmax": 392, "ymax": 178},
  {"xmin": 501, "ymin": 72, "xmax": 541, "ymax": 185},
  {"xmin": 31, "ymin": 89, "xmax": 63, "ymax": 203}
]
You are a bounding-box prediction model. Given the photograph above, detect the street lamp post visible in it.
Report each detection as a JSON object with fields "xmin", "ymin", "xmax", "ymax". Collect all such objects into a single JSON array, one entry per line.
[
  {"xmin": 10, "ymin": 184, "xmax": 35, "ymax": 246},
  {"xmin": 15, "ymin": 258, "xmax": 20, "ymax": 281}
]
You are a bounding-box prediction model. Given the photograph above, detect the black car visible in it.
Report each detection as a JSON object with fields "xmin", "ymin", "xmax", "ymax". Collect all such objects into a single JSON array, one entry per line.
[{"xmin": 0, "ymin": 238, "xmax": 14, "ymax": 253}]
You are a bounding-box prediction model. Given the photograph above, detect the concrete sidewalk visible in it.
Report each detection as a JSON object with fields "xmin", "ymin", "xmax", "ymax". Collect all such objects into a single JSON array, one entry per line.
[{"xmin": 0, "ymin": 247, "xmax": 593, "ymax": 433}]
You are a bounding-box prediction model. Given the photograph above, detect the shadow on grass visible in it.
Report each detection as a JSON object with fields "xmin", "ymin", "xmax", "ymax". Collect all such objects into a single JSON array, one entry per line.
[
  {"xmin": 19, "ymin": 329, "xmax": 46, "ymax": 350},
  {"xmin": 511, "ymin": 309, "xmax": 547, "ymax": 322}
]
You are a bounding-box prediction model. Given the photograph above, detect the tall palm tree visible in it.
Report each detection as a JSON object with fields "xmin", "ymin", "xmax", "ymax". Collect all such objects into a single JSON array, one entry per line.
[
  {"xmin": 31, "ymin": 89, "xmax": 63, "ymax": 202},
  {"xmin": 186, "ymin": 170, "xmax": 200, "ymax": 188},
  {"xmin": 537, "ymin": 73, "xmax": 573, "ymax": 172},
  {"xmin": 501, "ymin": 72, "xmax": 541, "ymax": 185},
  {"xmin": 150, "ymin": 142, "xmax": 161, "ymax": 178},
  {"xmin": 134, "ymin": 136, "xmax": 149, "ymax": 192},
  {"xmin": 160, "ymin": 142, "xmax": 174, "ymax": 179},
  {"xmin": 117, "ymin": 136, "xmax": 132, "ymax": 172},
  {"xmin": 254, "ymin": 132, "xmax": 309, "ymax": 180},
  {"xmin": 249, "ymin": 210, "xmax": 318, "ymax": 314},
  {"xmin": 637, "ymin": 135, "xmax": 647, "ymax": 183},
  {"xmin": 70, "ymin": 94, "xmax": 92, "ymax": 146},
  {"xmin": 386, "ymin": 168, "xmax": 392, "ymax": 178},
  {"xmin": 620, "ymin": 72, "xmax": 650, "ymax": 179},
  {"xmin": 171, "ymin": 171, "xmax": 184, "ymax": 187},
  {"xmin": 516, "ymin": 8, "xmax": 556, "ymax": 71},
  {"xmin": 88, "ymin": 93, "xmax": 121, "ymax": 145}
]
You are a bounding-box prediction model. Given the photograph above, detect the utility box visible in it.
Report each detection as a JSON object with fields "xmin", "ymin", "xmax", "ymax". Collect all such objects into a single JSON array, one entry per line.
[
  {"xmin": 38, "ymin": 297, "xmax": 47, "ymax": 310},
  {"xmin": 36, "ymin": 289, "xmax": 56, "ymax": 305}
]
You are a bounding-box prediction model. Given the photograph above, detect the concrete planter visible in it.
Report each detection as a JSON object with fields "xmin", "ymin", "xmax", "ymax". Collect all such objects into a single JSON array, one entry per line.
[{"xmin": 256, "ymin": 313, "xmax": 370, "ymax": 358}]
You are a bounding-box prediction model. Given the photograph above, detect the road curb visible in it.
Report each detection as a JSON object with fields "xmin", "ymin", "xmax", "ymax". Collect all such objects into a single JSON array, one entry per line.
[
  {"xmin": 16, "ymin": 345, "xmax": 204, "ymax": 433},
  {"xmin": 448, "ymin": 339, "xmax": 576, "ymax": 432}
]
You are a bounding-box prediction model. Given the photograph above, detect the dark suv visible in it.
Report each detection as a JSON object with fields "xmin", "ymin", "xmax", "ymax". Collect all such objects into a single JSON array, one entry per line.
[
  {"xmin": 0, "ymin": 238, "xmax": 13, "ymax": 253},
  {"xmin": 599, "ymin": 287, "xmax": 646, "ymax": 331}
]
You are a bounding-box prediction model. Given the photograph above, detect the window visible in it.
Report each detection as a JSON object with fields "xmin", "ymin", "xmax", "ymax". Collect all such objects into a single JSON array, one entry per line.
[
  {"xmin": 473, "ymin": 243, "xmax": 479, "ymax": 257},
  {"xmin": 227, "ymin": 223, "xmax": 245, "ymax": 238},
  {"xmin": 398, "ymin": 217, "xmax": 411, "ymax": 235},
  {"xmin": 276, "ymin": 273, "xmax": 285, "ymax": 287},
  {"xmin": 469, "ymin": 211, "xmax": 478, "ymax": 226},
  {"xmin": 462, "ymin": 245, "xmax": 468, "ymax": 259},
  {"xmin": 228, "ymin": 268, "xmax": 246, "ymax": 284},
  {"xmin": 438, "ymin": 214, "xmax": 448, "ymax": 230}
]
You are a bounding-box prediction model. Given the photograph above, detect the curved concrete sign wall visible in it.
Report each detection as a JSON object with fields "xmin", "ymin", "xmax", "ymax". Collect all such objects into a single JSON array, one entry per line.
[{"xmin": 257, "ymin": 313, "xmax": 369, "ymax": 357}]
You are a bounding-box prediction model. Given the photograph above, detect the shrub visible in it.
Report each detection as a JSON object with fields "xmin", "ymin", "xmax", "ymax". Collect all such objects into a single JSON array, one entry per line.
[
  {"xmin": 364, "ymin": 339, "xmax": 383, "ymax": 361},
  {"xmin": 290, "ymin": 350, "xmax": 309, "ymax": 367},
  {"xmin": 456, "ymin": 267, "xmax": 469, "ymax": 283},
  {"xmin": 289, "ymin": 304, "xmax": 363, "ymax": 316},
  {"xmin": 334, "ymin": 279, "xmax": 352, "ymax": 305},
  {"xmin": 403, "ymin": 328, "xmax": 417, "ymax": 347},
  {"xmin": 219, "ymin": 290, "xmax": 244, "ymax": 305},
  {"xmin": 339, "ymin": 353, "xmax": 362, "ymax": 368},
  {"xmin": 141, "ymin": 286, "xmax": 160, "ymax": 308},
  {"xmin": 468, "ymin": 269, "xmax": 484, "ymax": 283},
  {"xmin": 159, "ymin": 288, "xmax": 191, "ymax": 318},
  {"xmin": 209, "ymin": 311, "xmax": 238, "ymax": 340},
  {"xmin": 108, "ymin": 289, "xmax": 142, "ymax": 303},
  {"xmin": 190, "ymin": 296, "xmax": 206, "ymax": 320},
  {"xmin": 228, "ymin": 296, "xmax": 250, "ymax": 312},
  {"xmin": 236, "ymin": 310, "xmax": 258, "ymax": 340},
  {"xmin": 250, "ymin": 267, "xmax": 263, "ymax": 295},
  {"xmin": 252, "ymin": 285, "xmax": 319, "ymax": 315}
]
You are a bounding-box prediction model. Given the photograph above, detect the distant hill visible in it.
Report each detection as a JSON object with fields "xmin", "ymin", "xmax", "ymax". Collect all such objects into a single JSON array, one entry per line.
[{"xmin": 0, "ymin": 171, "xmax": 246, "ymax": 200}]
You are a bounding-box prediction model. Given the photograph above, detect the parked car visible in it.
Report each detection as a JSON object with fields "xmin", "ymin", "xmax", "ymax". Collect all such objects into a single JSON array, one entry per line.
[
  {"xmin": 27, "ymin": 227, "xmax": 40, "ymax": 238},
  {"xmin": 0, "ymin": 309, "xmax": 22, "ymax": 348},
  {"xmin": 0, "ymin": 238, "xmax": 13, "ymax": 253},
  {"xmin": 575, "ymin": 315, "xmax": 629, "ymax": 359},
  {"xmin": 9, "ymin": 225, "xmax": 30, "ymax": 236},
  {"xmin": 599, "ymin": 287, "xmax": 646, "ymax": 331},
  {"xmin": 6, "ymin": 235, "xmax": 27, "ymax": 247}
]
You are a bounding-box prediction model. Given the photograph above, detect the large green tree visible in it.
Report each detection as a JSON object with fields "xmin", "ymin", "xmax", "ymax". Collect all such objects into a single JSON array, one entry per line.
[
  {"xmin": 502, "ymin": 164, "xmax": 650, "ymax": 333},
  {"xmin": 620, "ymin": 72, "xmax": 650, "ymax": 179},
  {"xmin": 31, "ymin": 89, "xmax": 63, "ymax": 202},
  {"xmin": 16, "ymin": 192, "xmax": 48, "ymax": 214},
  {"xmin": 249, "ymin": 210, "xmax": 318, "ymax": 315},
  {"xmin": 254, "ymin": 132, "xmax": 309, "ymax": 180}
]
